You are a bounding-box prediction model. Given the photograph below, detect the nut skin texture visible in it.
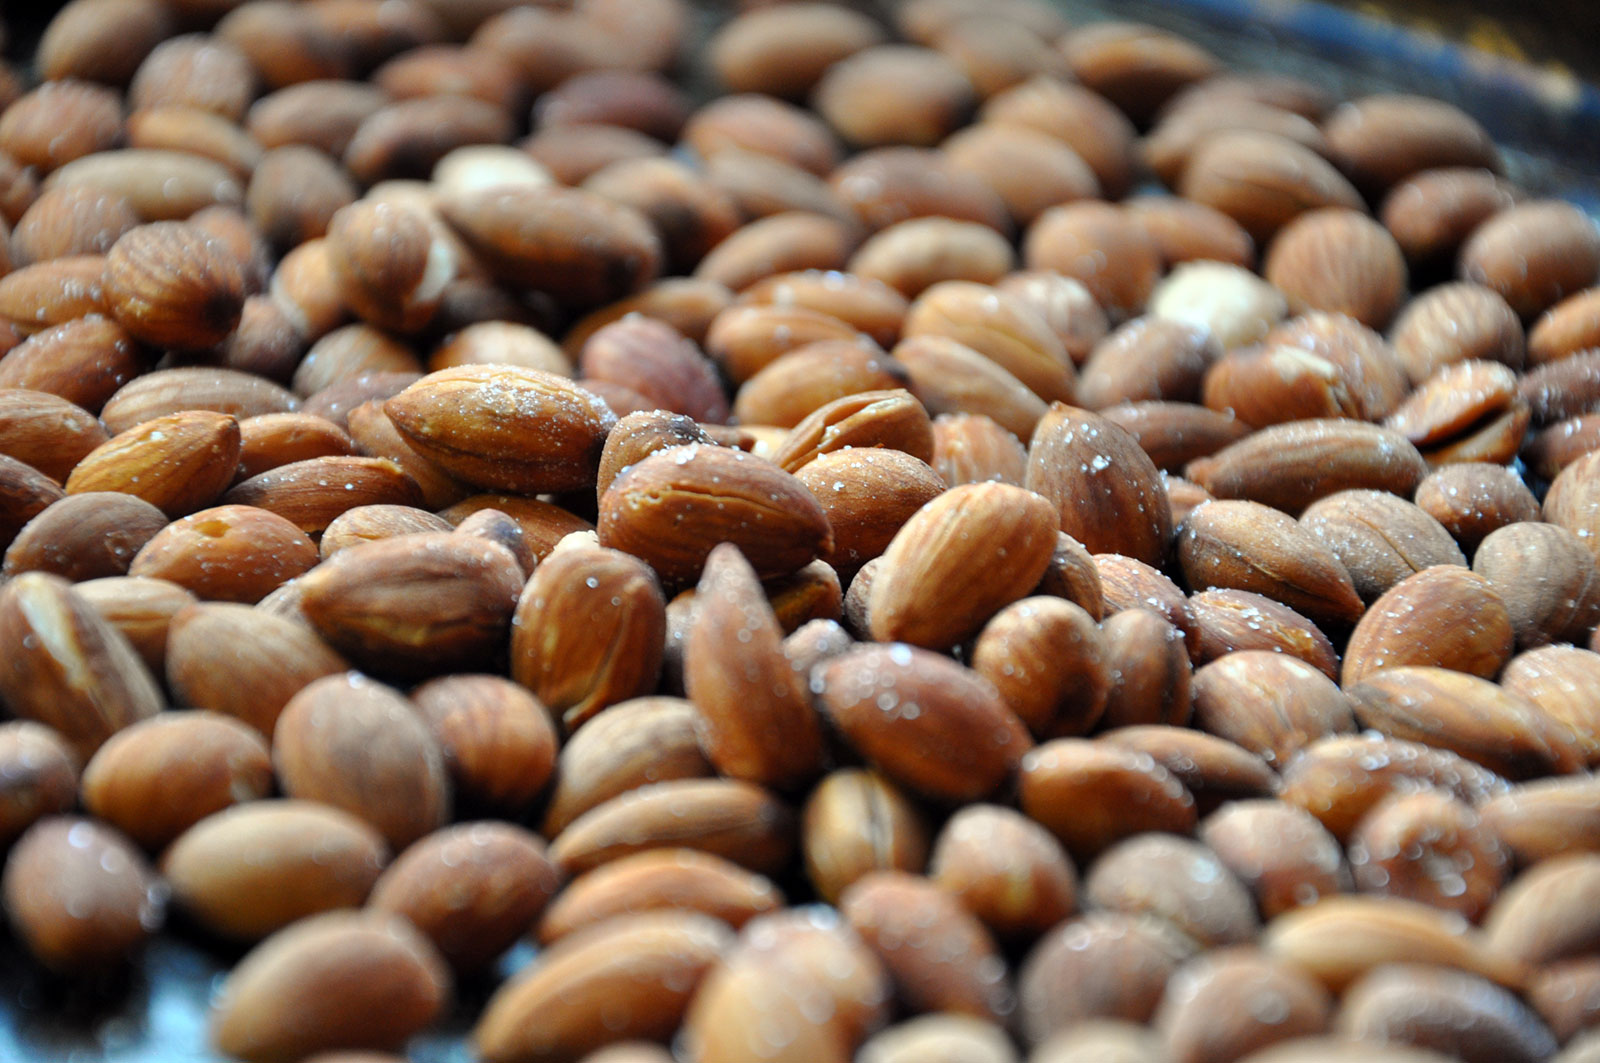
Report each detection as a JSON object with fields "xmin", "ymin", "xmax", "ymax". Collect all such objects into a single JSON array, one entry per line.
[
  {"xmin": 383, "ymin": 365, "xmax": 616, "ymax": 496},
  {"xmin": 1202, "ymin": 799, "xmax": 1353, "ymax": 919},
  {"xmin": 102, "ymin": 221, "xmax": 246, "ymax": 349},
  {"xmin": 1019, "ymin": 738, "xmax": 1197, "ymax": 862},
  {"xmin": 410, "ymin": 675, "xmax": 558, "ymax": 817},
  {"xmin": 66, "ymin": 410, "xmax": 244, "ymax": 519},
  {"xmin": 817, "ymin": 643, "xmax": 1032, "ymax": 804},
  {"xmin": 802, "ymin": 768, "xmax": 929, "ymax": 906},
  {"xmin": 0, "ymin": 722, "xmax": 80, "ymax": 848},
  {"xmin": 3, "ymin": 491, "xmax": 167, "ymax": 583},
  {"xmin": 930, "ymin": 803, "xmax": 1078, "ymax": 941},
  {"xmin": 598, "ymin": 443, "xmax": 833, "ymax": 588},
  {"xmin": 130, "ymin": 504, "xmax": 318, "ymax": 604},
  {"xmin": 971, "ymin": 596, "xmax": 1108, "ymax": 737},
  {"xmin": 1341, "ymin": 565, "xmax": 1515, "ymax": 685}
]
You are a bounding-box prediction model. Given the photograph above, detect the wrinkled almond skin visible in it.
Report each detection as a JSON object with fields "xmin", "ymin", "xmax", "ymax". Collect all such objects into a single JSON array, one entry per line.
[
  {"xmin": 1299, "ymin": 489, "xmax": 1467, "ymax": 604},
  {"xmin": 300, "ymin": 533, "xmax": 523, "ymax": 679},
  {"xmin": 384, "ymin": 365, "xmax": 616, "ymax": 495},
  {"xmin": 210, "ymin": 911, "xmax": 450, "ymax": 1063},
  {"xmin": 1191, "ymin": 651, "xmax": 1355, "ymax": 766},
  {"xmin": 971, "ymin": 596, "xmax": 1108, "ymax": 737},
  {"xmin": 1098, "ymin": 608, "xmax": 1193, "ymax": 731},
  {"xmin": 1502, "ymin": 646, "xmax": 1600, "ymax": 767},
  {"xmin": 817, "ymin": 643, "xmax": 1031, "ymax": 803},
  {"xmin": 1474, "ymin": 521, "xmax": 1600, "ymax": 649},
  {"xmin": 1026, "ymin": 403, "xmax": 1173, "ymax": 566},
  {"xmin": 66, "ymin": 410, "xmax": 243, "ymax": 519},
  {"xmin": 102, "ymin": 221, "xmax": 246, "ymax": 349},
  {"xmin": 511, "ymin": 545, "xmax": 665, "ymax": 733},
  {"xmin": 1187, "ymin": 419, "xmax": 1429, "ymax": 516},
  {"xmin": 1188, "ymin": 588, "xmax": 1339, "ymax": 678},
  {"xmin": 410, "ymin": 674, "xmax": 558, "ymax": 816},
  {"xmin": 131, "ymin": 504, "xmax": 318, "ymax": 604},
  {"xmin": 3, "ymin": 492, "xmax": 167, "ymax": 583},
  {"xmin": 599, "ymin": 443, "xmax": 833, "ymax": 587},
  {"xmin": 162, "ymin": 799, "xmax": 389, "ymax": 942},
  {"xmin": 81, "ymin": 710, "xmax": 272, "ymax": 852},
  {"xmin": 1341, "ymin": 565, "xmax": 1514, "ymax": 684}
]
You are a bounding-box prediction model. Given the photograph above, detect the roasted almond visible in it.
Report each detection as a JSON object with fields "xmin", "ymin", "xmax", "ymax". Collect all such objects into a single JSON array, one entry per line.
[
  {"xmin": 801, "ymin": 767, "xmax": 929, "ymax": 906},
  {"xmin": 1341, "ymin": 565, "xmax": 1513, "ymax": 683},
  {"xmin": 1019, "ymin": 738, "xmax": 1197, "ymax": 861},
  {"xmin": 1186, "ymin": 419, "xmax": 1428, "ymax": 515}
]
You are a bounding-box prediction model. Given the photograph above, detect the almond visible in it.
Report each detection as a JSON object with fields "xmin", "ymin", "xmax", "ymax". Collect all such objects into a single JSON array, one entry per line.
[
  {"xmin": 0, "ymin": 315, "xmax": 143, "ymax": 412},
  {"xmin": 1018, "ymin": 738, "xmax": 1197, "ymax": 861},
  {"xmin": 1342, "ymin": 565, "xmax": 1513, "ymax": 683},
  {"xmin": 222, "ymin": 455, "xmax": 424, "ymax": 535},
  {"xmin": 1186, "ymin": 419, "xmax": 1428, "ymax": 515},
  {"xmin": 1026, "ymin": 403, "xmax": 1173, "ymax": 566},
  {"xmin": 2, "ymin": 816, "xmax": 163, "ymax": 972},
  {"xmin": 1473, "ymin": 521, "xmax": 1600, "ymax": 649},
  {"xmin": 930, "ymin": 412, "xmax": 1029, "ymax": 487},
  {"xmin": 209, "ymin": 910, "xmax": 450, "ymax": 1062},
  {"xmin": 1179, "ymin": 131, "xmax": 1364, "ymax": 244},
  {"xmin": 0, "ymin": 254, "xmax": 108, "ymax": 333},
  {"xmin": 816, "ymin": 643, "xmax": 1031, "ymax": 802},
  {"xmin": 130, "ymin": 503, "xmax": 317, "ymax": 603},
  {"xmin": 74, "ymin": 574, "xmax": 195, "ymax": 671},
  {"xmin": 1191, "ymin": 651, "xmax": 1354, "ymax": 766},
  {"xmin": 80, "ymin": 709, "xmax": 272, "ymax": 852},
  {"xmin": 598, "ymin": 443, "xmax": 832, "ymax": 586},
  {"xmin": 971, "ymin": 596, "xmax": 1108, "ymax": 737},
  {"xmin": 1263, "ymin": 208, "xmax": 1408, "ymax": 329},
  {"xmin": 1335, "ymin": 963, "xmax": 1554, "ymax": 1063},
  {"xmin": 510, "ymin": 545, "xmax": 666, "ymax": 732},
  {"xmin": 0, "ymin": 722, "xmax": 80, "ymax": 847},
  {"xmin": 1460, "ymin": 199, "xmax": 1600, "ymax": 318},
  {"xmin": 1346, "ymin": 666, "xmax": 1583, "ymax": 780},
  {"xmin": 1202, "ymin": 800, "xmax": 1353, "ymax": 918},
  {"xmin": 274, "ymin": 672, "xmax": 451, "ymax": 849},
  {"xmin": 1501, "ymin": 646, "xmax": 1600, "ymax": 766},
  {"xmin": 1348, "ymin": 789, "xmax": 1507, "ymax": 920},
  {"xmin": 801, "ymin": 767, "xmax": 929, "ymax": 905},
  {"xmin": 3, "ymin": 492, "xmax": 167, "ymax": 582},
  {"xmin": 1100, "ymin": 726, "xmax": 1276, "ymax": 812},
  {"xmin": 408, "ymin": 674, "xmax": 557, "ymax": 816},
  {"xmin": 1017, "ymin": 911, "xmax": 1197, "ymax": 1042},
  {"xmin": 1097, "ymin": 608, "xmax": 1193, "ymax": 730},
  {"xmin": 1187, "ymin": 588, "xmax": 1339, "ymax": 677},
  {"xmin": 1084, "ymin": 834, "xmax": 1259, "ymax": 947}
]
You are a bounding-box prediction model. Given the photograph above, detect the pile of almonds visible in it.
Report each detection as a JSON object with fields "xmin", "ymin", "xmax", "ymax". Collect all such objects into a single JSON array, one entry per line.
[{"xmin": 5, "ymin": 0, "xmax": 1600, "ymax": 1060}]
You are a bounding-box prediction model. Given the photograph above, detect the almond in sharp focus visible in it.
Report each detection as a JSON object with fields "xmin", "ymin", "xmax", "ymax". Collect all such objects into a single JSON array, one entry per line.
[
  {"xmin": 3, "ymin": 491, "xmax": 167, "ymax": 582},
  {"xmin": 971, "ymin": 595, "xmax": 1108, "ymax": 737},
  {"xmin": 1186, "ymin": 418, "xmax": 1429, "ymax": 515},
  {"xmin": 65, "ymin": 410, "xmax": 240, "ymax": 518},
  {"xmin": 1190, "ymin": 651, "xmax": 1354, "ymax": 766},
  {"xmin": 1187, "ymin": 588, "xmax": 1339, "ymax": 677},
  {"xmin": 1299, "ymin": 489, "xmax": 1467, "ymax": 605},
  {"xmin": 598, "ymin": 443, "xmax": 832, "ymax": 587},
  {"xmin": 867, "ymin": 481, "xmax": 1058, "ymax": 649},
  {"xmin": 1473, "ymin": 521, "xmax": 1600, "ymax": 650},
  {"xmin": 129, "ymin": 503, "xmax": 317, "ymax": 604},
  {"xmin": 102, "ymin": 220, "xmax": 246, "ymax": 349},
  {"xmin": 685, "ymin": 542, "xmax": 825, "ymax": 790},
  {"xmin": 383, "ymin": 365, "xmax": 616, "ymax": 495},
  {"xmin": 1501, "ymin": 646, "xmax": 1600, "ymax": 767},
  {"xmin": 1263, "ymin": 209, "xmax": 1408, "ymax": 329},
  {"xmin": 300, "ymin": 532, "xmax": 523, "ymax": 680},
  {"xmin": 509, "ymin": 545, "xmax": 666, "ymax": 733},
  {"xmin": 1026, "ymin": 403, "xmax": 1173, "ymax": 566}
]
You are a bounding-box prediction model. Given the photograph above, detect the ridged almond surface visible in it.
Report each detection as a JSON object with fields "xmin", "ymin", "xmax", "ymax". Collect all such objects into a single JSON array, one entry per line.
[
  {"xmin": 383, "ymin": 365, "xmax": 616, "ymax": 494},
  {"xmin": 66, "ymin": 410, "xmax": 242, "ymax": 518},
  {"xmin": 1342, "ymin": 566, "xmax": 1513, "ymax": 684}
]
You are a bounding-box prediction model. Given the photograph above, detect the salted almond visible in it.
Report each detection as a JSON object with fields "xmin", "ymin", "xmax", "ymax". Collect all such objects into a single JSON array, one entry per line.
[
  {"xmin": 971, "ymin": 596, "xmax": 1107, "ymax": 737},
  {"xmin": 1094, "ymin": 552, "xmax": 1198, "ymax": 657},
  {"xmin": 731, "ymin": 339, "xmax": 905, "ymax": 429},
  {"xmin": 1179, "ymin": 131, "xmax": 1363, "ymax": 244},
  {"xmin": 407, "ymin": 674, "xmax": 556, "ymax": 816},
  {"xmin": 210, "ymin": 910, "xmax": 449, "ymax": 1062},
  {"xmin": 0, "ymin": 388, "xmax": 106, "ymax": 482},
  {"xmin": 1460, "ymin": 199, "xmax": 1600, "ymax": 319},
  {"xmin": 538, "ymin": 848, "xmax": 781, "ymax": 945},
  {"xmin": 1415, "ymin": 461, "xmax": 1541, "ymax": 553},
  {"xmin": 1099, "ymin": 401, "xmax": 1251, "ymax": 474},
  {"xmin": 510, "ymin": 545, "xmax": 665, "ymax": 733},
  {"xmin": 867, "ymin": 481, "xmax": 1057, "ymax": 649},
  {"xmin": 0, "ymin": 453, "xmax": 64, "ymax": 550},
  {"xmin": 1186, "ymin": 419, "xmax": 1428, "ymax": 515},
  {"xmin": 1084, "ymin": 833, "xmax": 1259, "ymax": 947},
  {"xmin": 540, "ymin": 697, "xmax": 713, "ymax": 838},
  {"xmin": 1501, "ymin": 646, "xmax": 1600, "ymax": 767},
  {"xmin": 1019, "ymin": 738, "xmax": 1197, "ymax": 861},
  {"xmin": 1100, "ymin": 727, "xmax": 1275, "ymax": 813},
  {"xmin": 475, "ymin": 911, "xmax": 732, "ymax": 1063},
  {"xmin": 1098, "ymin": 608, "xmax": 1193, "ymax": 730},
  {"xmin": 64, "ymin": 410, "xmax": 239, "ymax": 518},
  {"xmin": 1023, "ymin": 202, "xmax": 1161, "ymax": 321},
  {"xmin": 300, "ymin": 533, "xmax": 522, "ymax": 679},
  {"xmin": 383, "ymin": 365, "xmax": 615, "ymax": 495},
  {"xmin": 1191, "ymin": 651, "xmax": 1354, "ymax": 766},
  {"xmin": 685, "ymin": 543, "xmax": 824, "ymax": 789},
  {"xmin": 73, "ymin": 575, "xmax": 193, "ymax": 671},
  {"xmin": 0, "ymin": 254, "xmax": 107, "ymax": 334},
  {"xmin": 1299, "ymin": 489, "xmax": 1466, "ymax": 605},
  {"xmin": 0, "ymin": 572, "xmax": 162, "ymax": 759},
  {"xmin": 817, "ymin": 643, "xmax": 1031, "ymax": 802},
  {"xmin": 1188, "ymin": 589, "xmax": 1339, "ymax": 678},
  {"xmin": 599, "ymin": 443, "xmax": 832, "ymax": 586},
  {"xmin": 1474, "ymin": 522, "xmax": 1600, "ymax": 650},
  {"xmin": 3, "ymin": 492, "xmax": 167, "ymax": 583},
  {"xmin": 100, "ymin": 366, "xmax": 297, "ymax": 436},
  {"xmin": 770, "ymin": 389, "xmax": 933, "ymax": 473},
  {"xmin": 1155, "ymin": 948, "xmax": 1333, "ymax": 1063},
  {"xmin": 369, "ymin": 822, "xmax": 558, "ymax": 974},
  {"xmin": 801, "ymin": 768, "xmax": 929, "ymax": 905},
  {"xmin": 1342, "ymin": 566, "xmax": 1513, "ymax": 684},
  {"xmin": 1179, "ymin": 500, "xmax": 1362, "ymax": 629},
  {"xmin": 130, "ymin": 504, "xmax": 316, "ymax": 604},
  {"xmin": 930, "ymin": 412, "xmax": 1029, "ymax": 487},
  {"xmin": 0, "ymin": 316, "xmax": 143, "ymax": 413},
  {"xmin": 1017, "ymin": 912, "xmax": 1197, "ymax": 1041},
  {"xmin": 1479, "ymin": 776, "xmax": 1600, "ymax": 866},
  {"xmin": 221, "ymin": 455, "xmax": 424, "ymax": 534},
  {"xmin": 1265, "ymin": 312, "xmax": 1411, "ymax": 421},
  {"xmin": 1264, "ymin": 209, "xmax": 1408, "ymax": 329},
  {"xmin": 1026, "ymin": 403, "xmax": 1173, "ymax": 566},
  {"xmin": 1261, "ymin": 895, "xmax": 1527, "ymax": 993},
  {"xmin": 548, "ymin": 778, "xmax": 795, "ymax": 877},
  {"xmin": 81, "ymin": 710, "xmax": 271, "ymax": 851},
  {"xmin": 894, "ymin": 334, "xmax": 1048, "ymax": 441},
  {"xmin": 236, "ymin": 412, "xmax": 355, "ymax": 481},
  {"xmin": 1348, "ymin": 789, "xmax": 1507, "ymax": 920},
  {"xmin": 165, "ymin": 602, "xmax": 347, "ymax": 736},
  {"xmin": 929, "ymin": 803, "xmax": 1076, "ymax": 940},
  {"xmin": 701, "ymin": 210, "xmax": 861, "ymax": 292},
  {"xmin": 902, "ymin": 280, "xmax": 1075, "ymax": 403},
  {"xmin": 1203, "ymin": 345, "xmax": 1364, "ymax": 428},
  {"xmin": 1347, "ymin": 666, "xmax": 1583, "ymax": 780},
  {"xmin": 794, "ymin": 449, "xmax": 946, "ymax": 575},
  {"xmin": 274, "ymin": 673, "xmax": 450, "ymax": 849}
]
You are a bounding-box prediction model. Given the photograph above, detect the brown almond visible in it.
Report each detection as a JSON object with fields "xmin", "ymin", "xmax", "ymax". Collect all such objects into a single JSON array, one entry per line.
[
  {"xmin": 3, "ymin": 492, "xmax": 166, "ymax": 583},
  {"xmin": 410, "ymin": 674, "xmax": 558, "ymax": 816},
  {"xmin": 972, "ymin": 596, "xmax": 1108, "ymax": 737},
  {"xmin": 930, "ymin": 802, "xmax": 1077, "ymax": 940},
  {"xmin": 1380, "ymin": 166, "xmax": 1522, "ymax": 269},
  {"xmin": 1156, "ymin": 948, "xmax": 1334, "ymax": 1063},
  {"xmin": 369, "ymin": 822, "xmax": 559, "ymax": 974},
  {"xmin": 2, "ymin": 816, "xmax": 163, "ymax": 972},
  {"xmin": 1479, "ymin": 775, "xmax": 1600, "ymax": 866},
  {"xmin": 547, "ymin": 778, "xmax": 795, "ymax": 877},
  {"xmin": 1203, "ymin": 800, "xmax": 1353, "ymax": 918},
  {"xmin": 1460, "ymin": 199, "xmax": 1600, "ymax": 319},
  {"xmin": 1085, "ymin": 833, "xmax": 1259, "ymax": 947},
  {"xmin": 801, "ymin": 767, "xmax": 929, "ymax": 906},
  {"xmin": 0, "ymin": 315, "xmax": 144, "ymax": 413},
  {"xmin": 817, "ymin": 643, "xmax": 1032, "ymax": 802},
  {"xmin": 1299, "ymin": 489, "xmax": 1466, "ymax": 604},
  {"xmin": 1188, "ymin": 588, "xmax": 1339, "ymax": 678},
  {"xmin": 73, "ymin": 574, "xmax": 193, "ymax": 671},
  {"xmin": 1528, "ymin": 285, "xmax": 1600, "ymax": 366},
  {"xmin": 1347, "ymin": 666, "xmax": 1583, "ymax": 780},
  {"xmin": 1335, "ymin": 963, "xmax": 1554, "ymax": 1063},
  {"xmin": 930, "ymin": 412, "xmax": 1029, "ymax": 487},
  {"xmin": 1186, "ymin": 419, "xmax": 1428, "ymax": 515},
  {"xmin": 1191, "ymin": 651, "xmax": 1355, "ymax": 766},
  {"xmin": 1100, "ymin": 726, "xmax": 1276, "ymax": 813},
  {"xmin": 1179, "ymin": 131, "xmax": 1364, "ymax": 244},
  {"xmin": 81, "ymin": 709, "xmax": 271, "ymax": 852},
  {"xmin": 1264, "ymin": 208, "xmax": 1408, "ymax": 329},
  {"xmin": 538, "ymin": 848, "xmax": 781, "ymax": 946},
  {"xmin": 0, "ymin": 722, "xmax": 80, "ymax": 847},
  {"xmin": 209, "ymin": 910, "xmax": 449, "ymax": 1062},
  {"xmin": 1474, "ymin": 522, "xmax": 1600, "ymax": 649},
  {"xmin": 130, "ymin": 504, "xmax": 317, "ymax": 604},
  {"xmin": 1342, "ymin": 565, "xmax": 1514, "ymax": 684},
  {"xmin": 1348, "ymin": 789, "xmax": 1507, "ymax": 920},
  {"xmin": 1019, "ymin": 738, "xmax": 1197, "ymax": 861},
  {"xmin": 1415, "ymin": 461, "xmax": 1541, "ymax": 553}
]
